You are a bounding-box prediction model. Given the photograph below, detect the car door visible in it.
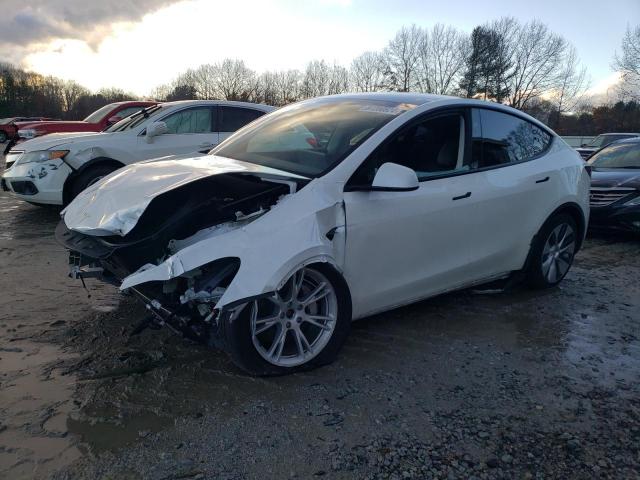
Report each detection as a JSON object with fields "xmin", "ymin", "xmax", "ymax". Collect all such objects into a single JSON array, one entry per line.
[
  {"xmin": 217, "ymin": 106, "xmax": 266, "ymax": 144},
  {"xmin": 343, "ymin": 109, "xmax": 481, "ymax": 318},
  {"xmin": 461, "ymin": 108, "xmax": 558, "ymax": 280},
  {"xmin": 137, "ymin": 106, "xmax": 218, "ymax": 159}
]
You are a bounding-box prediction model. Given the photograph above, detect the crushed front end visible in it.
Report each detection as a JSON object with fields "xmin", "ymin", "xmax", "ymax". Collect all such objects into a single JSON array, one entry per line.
[{"xmin": 56, "ymin": 170, "xmax": 295, "ymax": 345}]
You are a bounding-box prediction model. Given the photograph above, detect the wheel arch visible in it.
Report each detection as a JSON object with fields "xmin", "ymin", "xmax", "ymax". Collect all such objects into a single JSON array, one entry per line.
[
  {"xmin": 523, "ymin": 201, "xmax": 586, "ymax": 275},
  {"xmin": 62, "ymin": 157, "xmax": 125, "ymax": 205},
  {"xmin": 546, "ymin": 202, "xmax": 587, "ymax": 252}
]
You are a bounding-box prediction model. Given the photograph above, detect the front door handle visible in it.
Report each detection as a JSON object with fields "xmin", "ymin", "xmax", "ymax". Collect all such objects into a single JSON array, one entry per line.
[
  {"xmin": 535, "ymin": 176, "xmax": 550, "ymax": 184},
  {"xmin": 452, "ymin": 192, "xmax": 471, "ymax": 201}
]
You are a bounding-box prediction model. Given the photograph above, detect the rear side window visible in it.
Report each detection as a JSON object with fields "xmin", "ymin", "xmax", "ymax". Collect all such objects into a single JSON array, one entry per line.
[
  {"xmin": 473, "ymin": 109, "xmax": 551, "ymax": 168},
  {"xmin": 219, "ymin": 107, "xmax": 264, "ymax": 132},
  {"xmin": 163, "ymin": 107, "xmax": 212, "ymax": 134}
]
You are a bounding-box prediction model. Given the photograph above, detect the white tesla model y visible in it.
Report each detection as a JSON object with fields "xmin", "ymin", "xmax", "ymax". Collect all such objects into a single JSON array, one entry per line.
[{"xmin": 57, "ymin": 93, "xmax": 590, "ymax": 375}]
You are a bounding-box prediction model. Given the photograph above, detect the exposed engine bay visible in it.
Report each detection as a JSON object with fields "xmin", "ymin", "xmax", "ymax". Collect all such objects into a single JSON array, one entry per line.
[{"xmin": 56, "ymin": 171, "xmax": 302, "ymax": 344}]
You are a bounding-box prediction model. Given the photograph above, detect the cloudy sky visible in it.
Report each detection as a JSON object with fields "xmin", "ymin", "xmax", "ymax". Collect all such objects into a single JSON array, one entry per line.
[{"xmin": 1, "ymin": 0, "xmax": 638, "ymax": 96}]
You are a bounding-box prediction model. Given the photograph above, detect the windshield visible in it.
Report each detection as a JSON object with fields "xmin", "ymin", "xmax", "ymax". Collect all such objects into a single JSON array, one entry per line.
[
  {"xmin": 104, "ymin": 105, "xmax": 165, "ymax": 132},
  {"xmin": 588, "ymin": 134, "xmax": 634, "ymax": 148},
  {"xmin": 589, "ymin": 142, "xmax": 640, "ymax": 169},
  {"xmin": 83, "ymin": 103, "xmax": 118, "ymax": 123},
  {"xmin": 211, "ymin": 99, "xmax": 416, "ymax": 177}
]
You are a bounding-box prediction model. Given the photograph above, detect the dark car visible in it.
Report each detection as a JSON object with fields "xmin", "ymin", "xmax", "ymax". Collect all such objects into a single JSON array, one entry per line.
[
  {"xmin": 588, "ymin": 138, "xmax": 640, "ymax": 232},
  {"xmin": 576, "ymin": 133, "xmax": 640, "ymax": 160}
]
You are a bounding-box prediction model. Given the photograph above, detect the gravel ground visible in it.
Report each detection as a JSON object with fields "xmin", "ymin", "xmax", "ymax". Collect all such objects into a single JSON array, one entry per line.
[{"xmin": 0, "ymin": 154, "xmax": 639, "ymax": 479}]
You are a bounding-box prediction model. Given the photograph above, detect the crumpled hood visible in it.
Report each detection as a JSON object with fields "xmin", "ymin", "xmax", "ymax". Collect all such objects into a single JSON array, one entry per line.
[
  {"xmin": 15, "ymin": 132, "xmax": 115, "ymax": 152},
  {"xmin": 62, "ymin": 155, "xmax": 305, "ymax": 237}
]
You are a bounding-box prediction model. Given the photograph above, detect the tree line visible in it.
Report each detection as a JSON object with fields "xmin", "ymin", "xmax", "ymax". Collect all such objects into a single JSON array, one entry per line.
[
  {"xmin": 1, "ymin": 18, "xmax": 639, "ymax": 135},
  {"xmin": 0, "ymin": 62, "xmax": 135, "ymax": 120}
]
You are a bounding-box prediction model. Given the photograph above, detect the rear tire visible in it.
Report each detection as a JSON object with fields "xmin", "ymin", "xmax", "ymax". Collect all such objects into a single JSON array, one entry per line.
[
  {"xmin": 526, "ymin": 213, "xmax": 578, "ymax": 289},
  {"xmin": 223, "ymin": 264, "xmax": 351, "ymax": 376},
  {"xmin": 68, "ymin": 164, "xmax": 120, "ymax": 202}
]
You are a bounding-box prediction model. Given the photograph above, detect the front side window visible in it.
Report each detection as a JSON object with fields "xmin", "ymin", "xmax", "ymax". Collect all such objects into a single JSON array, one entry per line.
[
  {"xmin": 349, "ymin": 113, "xmax": 466, "ymax": 186},
  {"xmin": 163, "ymin": 107, "xmax": 212, "ymax": 134},
  {"xmin": 473, "ymin": 109, "xmax": 551, "ymax": 168},
  {"xmin": 588, "ymin": 142, "xmax": 640, "ymax": 169},
  {"xmin": 213, "ymin": 99, "xmax": 416, "ymax": 177},
  {"xmin": 219, "ymin": 107, "xmax": 264, "ymax": 132}
]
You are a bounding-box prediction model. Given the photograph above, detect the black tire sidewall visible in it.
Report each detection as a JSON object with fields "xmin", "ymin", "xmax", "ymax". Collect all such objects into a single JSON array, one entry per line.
[
  {"xmin": 0, "ymin": 131, "xmax": 7, "ymax": 143},
  {"xmin": 528, "ymin": 213, "xmax": 578, "ymax": 289},
  {"xmin": 223, "ymin": 263, "xmax": 352, "ymax": 376},
  {"xmin": 69, "ymin": 164, "xmax": 119, "ymax": 200}
]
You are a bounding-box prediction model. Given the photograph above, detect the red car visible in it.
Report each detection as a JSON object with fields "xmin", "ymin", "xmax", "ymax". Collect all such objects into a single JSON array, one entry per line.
[
  {"xmin": 0, "ymin": 117, "xmax": 57, "ymax": 143},
  {"xmin": 15, "ymin": 101, "xmax": 157, "ymax": 141}
]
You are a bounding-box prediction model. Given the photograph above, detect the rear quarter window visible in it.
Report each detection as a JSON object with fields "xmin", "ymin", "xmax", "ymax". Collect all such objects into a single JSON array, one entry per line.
[{"xmin": 474, "ymin": 109, "xmax": 551, "ymax": 168}]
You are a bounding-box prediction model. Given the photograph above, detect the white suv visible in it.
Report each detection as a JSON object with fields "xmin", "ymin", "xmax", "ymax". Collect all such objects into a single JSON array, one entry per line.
[{"xmin": 1, "ymin": 100, "xmax": 275, "ymax": 205}]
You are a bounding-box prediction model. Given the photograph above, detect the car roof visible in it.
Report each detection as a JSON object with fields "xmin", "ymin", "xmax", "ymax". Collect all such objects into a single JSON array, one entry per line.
[
  {"xmin": 610, "ymin": 137, "xmax": 640, "ymax": 145},
  {"xmin": 158, "ymin": 99, "xmax": 276, "ymax": 111},
  {"xmin": 311, "ymin": 92, "xmax": 452, "ymax": 106},
  {"xmin": 599, "ymin": 132, "xmax": 640, "ymax": 136}
]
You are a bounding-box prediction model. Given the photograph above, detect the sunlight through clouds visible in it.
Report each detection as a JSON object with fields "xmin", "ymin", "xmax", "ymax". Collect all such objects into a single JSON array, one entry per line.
[{"xmin": 24, "ymin": 0, "xmax": 381, "ymax": 95}]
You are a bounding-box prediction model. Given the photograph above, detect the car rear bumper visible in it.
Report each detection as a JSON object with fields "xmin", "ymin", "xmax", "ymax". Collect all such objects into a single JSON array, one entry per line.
[{"xmin": 1, "ymin": 159, "xmax": 71, "ymax": 205}]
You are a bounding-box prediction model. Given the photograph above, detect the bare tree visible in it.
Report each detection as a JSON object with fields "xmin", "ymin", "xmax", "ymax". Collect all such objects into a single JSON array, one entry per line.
[
  {"xmin": 350, "ymin": 51, "xmax": 385, "ymax": 92},
  {"xmin": 274, "ymin": 70, "xmax": 302, "ymax": 104},
  {"xmin": 382, "ymin": 25, "xmax": 423, "ymax": 91},
  {"xmin": 328, "ymin": 63, "xmax": 349, "ymax": 95},
  {"xmin": 548, "ymin": 45, "xmax": 589, "ymax": 128},
  {"xmin": 61, "ymin": 80, "xmax": 89, "ymax": 114},
  {"xmin": 215, "ymin": 59, "xmax": 257, "ymax": 101},
  {"xmin": 301, "ymin": 60, "xmax": 331, "ymax": 98},
  {"xmin": 612, "ymin": 24, "xmax": 640, "ymax": 100},
  {"xmin": 416, "ymin": 24, "xmax": 468, "ymax": 95},
  {"xmin": 186, "ymin": 65, "xmax": 217, "ymax": 99},
  {"xmin": 507, "ymin": 20, "xmax": 567, "ymax": 109}
]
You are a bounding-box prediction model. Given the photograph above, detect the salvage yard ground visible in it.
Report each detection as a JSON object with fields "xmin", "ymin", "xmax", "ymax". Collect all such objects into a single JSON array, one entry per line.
[{"xmin": 0, "ymin": 154, "xmax": 639, "ymax": 480}]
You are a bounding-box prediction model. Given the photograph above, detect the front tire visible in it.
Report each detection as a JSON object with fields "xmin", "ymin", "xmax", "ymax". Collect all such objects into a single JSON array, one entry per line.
[
  {"xmin": 223, "ymin": 264, "xmax": 351, "ymax": 376},
  {"xmin": 68, "ymin": 164, "xmax": 120, "ymax": 202},
  {"xmin": 526, "ymin": 213, "xmax": 578, "ymax": 289}
]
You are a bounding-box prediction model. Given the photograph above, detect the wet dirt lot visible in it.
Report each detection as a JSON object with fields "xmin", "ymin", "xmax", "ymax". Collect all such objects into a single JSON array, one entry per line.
[{"xmin": 0, "ymin": 155, "xmax": 639, "ymax": 479}]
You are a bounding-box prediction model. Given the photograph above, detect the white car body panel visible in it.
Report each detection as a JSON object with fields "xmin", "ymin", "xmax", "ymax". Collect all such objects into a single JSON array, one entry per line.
[
  {"xmin": 2, "ymin": 101, "xmax": 275, "ymax": 205},
  {"xmin": 60, "ymin": 93, "xmax": 590, "ymax": 321}
]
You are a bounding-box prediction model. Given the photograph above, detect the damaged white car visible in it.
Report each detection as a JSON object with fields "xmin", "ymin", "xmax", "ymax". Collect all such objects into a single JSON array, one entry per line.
[{"xmin": 57, "ymin": 93, "xmax": 590, "ymax": 375}]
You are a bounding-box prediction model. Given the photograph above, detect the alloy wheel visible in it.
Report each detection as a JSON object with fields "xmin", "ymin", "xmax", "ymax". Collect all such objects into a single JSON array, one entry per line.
[
  {"xmin": 250, "ymin": 268, "xmax": 338, "ymax": 367},
  {"xmin": 541, "ymin": 222, "xmax": 576, "ymax": 283}
]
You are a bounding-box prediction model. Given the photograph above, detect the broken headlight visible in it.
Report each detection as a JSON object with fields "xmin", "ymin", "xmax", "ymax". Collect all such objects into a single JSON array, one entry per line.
[{"xmin": 15, "ymin": 150, "xmax": 69, "ymax": 166}]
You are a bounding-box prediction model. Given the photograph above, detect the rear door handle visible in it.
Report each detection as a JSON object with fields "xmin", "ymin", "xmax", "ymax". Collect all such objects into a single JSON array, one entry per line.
[
  {"xmin": 452, "ymin": 192, "xmax": 471, "ymax": 201},
  {"xmin": 535, "ymin": 176, "xmax": 550, "ymax": 184}
]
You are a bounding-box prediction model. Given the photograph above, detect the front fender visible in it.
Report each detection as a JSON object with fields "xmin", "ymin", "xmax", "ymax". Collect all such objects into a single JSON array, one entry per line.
[{"xmin": 120, "ymin": 180, "xmax": 347, "ymax": 309}]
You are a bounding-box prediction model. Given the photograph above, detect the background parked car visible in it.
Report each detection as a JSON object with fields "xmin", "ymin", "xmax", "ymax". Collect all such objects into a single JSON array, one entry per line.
[
  {"xmin": 575, "ymin": 132, "xmax": 640, "ymax": 160},
  {"xmin": 14, "ymin": 101, "xmax": 157, "ymax": 141},
  {"xmin": 0, "ymin": 117, "xmax": 58, "ymax": 143},
  {"xmin": 1, "ymin": 100, "xmax": 275, "ymax": 205},
  {"xmin": 588, "ymin": 137, "xmax": 640, "ymax": 232}
]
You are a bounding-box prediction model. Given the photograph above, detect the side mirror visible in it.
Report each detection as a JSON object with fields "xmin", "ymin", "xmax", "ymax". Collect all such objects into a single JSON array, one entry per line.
[
  {"xmin": 107, "ymin": 115, "xmax": 122, "ymax": 126},
  {"xmin": 145, "ymin": 121, "xmax": 168, "ymax": 143},
  {"xmin": 371, "ymin": 162, "xmax": 419, "ymax": 192}
]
